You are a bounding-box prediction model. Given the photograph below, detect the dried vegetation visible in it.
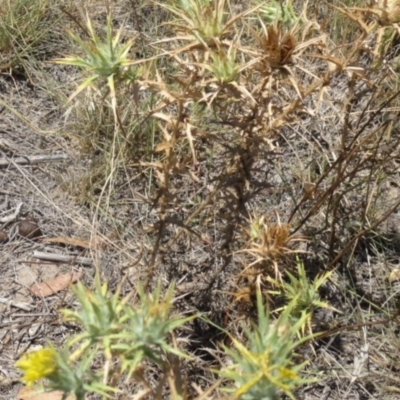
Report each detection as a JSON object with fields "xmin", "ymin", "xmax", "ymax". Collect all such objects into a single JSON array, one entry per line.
[{"xmin": 3, "ymin": 0, "xmax": 400, "ymax": 399}]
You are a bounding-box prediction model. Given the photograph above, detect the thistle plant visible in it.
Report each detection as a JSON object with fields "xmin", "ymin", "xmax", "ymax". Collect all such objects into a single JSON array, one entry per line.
[
  {"xmin": 207, "ymin": 46, "xmax": 239, "ymax": 85},
  {"xmin": 61, "ymin": 276, "xmax": 131, "ymax": 360},
  {"xmin": 373, "ymin": 0, "xmax": 400, "ymax": 25},
  {"xmin": 253, "ymin": 0, "xmax": 297, "ymax": 26},
  {"xmin": 159, "ymin": 0, "xmax": 256, "ymax": 50},
  {"xmin": 269, "ymin": 258, "xmax": 335, "ymax": 328},
  {"xmin": 16, "ymin": 345, "xmax": 108, "ymax": 400},
  {"xmin": 53, "ymin": 13, "xmax": 140, "ymax": 119},
  {"xmin": 16, "ymin": 348, "xmax": 58, "ymax": 387},
  {"xmin": 220, "ymin": 289, "xmax": 313, "ymax": 400},
  {"xmin": 16, "ymin": 279, "xmax": 192, "ymax": 399},
  {"xmin": 109, "ymin": 282, "xmax": 192, "ymax": 377},
  {"xmin": 238, "ymin": 213, "xmax": 306, "ymax": 278}
]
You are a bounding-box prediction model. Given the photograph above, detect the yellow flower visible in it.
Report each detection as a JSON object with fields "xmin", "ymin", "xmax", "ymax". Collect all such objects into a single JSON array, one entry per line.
[
  {"xmin": 16, "ymin": 348, "xmax": 57, "ymax": 386},
  {"xmin": 278, "ymin": 366, "xmax": 298, "ymax": 380}
]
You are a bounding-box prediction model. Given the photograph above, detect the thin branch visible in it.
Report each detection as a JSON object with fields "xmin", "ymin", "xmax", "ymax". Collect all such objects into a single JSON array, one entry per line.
[{"xmin": 0, "ymin": 154, "xmax": 69, "ymax": 168}]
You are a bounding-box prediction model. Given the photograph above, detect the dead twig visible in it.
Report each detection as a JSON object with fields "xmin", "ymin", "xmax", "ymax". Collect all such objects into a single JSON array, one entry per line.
[
  {"xmin": 0, "ymin": 154, "xmax": 69, "ymax": 168},
  {"xmin": 32, "ymin": 250, "xmax": 93, "ymax": 266},
  {"xmin": 0, "ymin": 202, "xmax": 23, "ymax": 223}
]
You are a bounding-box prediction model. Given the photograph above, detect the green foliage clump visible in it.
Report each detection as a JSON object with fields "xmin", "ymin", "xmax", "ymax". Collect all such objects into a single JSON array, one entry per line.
[
  {"xmin": 17, "ymin": 278, "xmax": 192, "ymax": 400},
  {"xmin": 220, "ymin": 290, "xmax": 313, "ymax": 400}
]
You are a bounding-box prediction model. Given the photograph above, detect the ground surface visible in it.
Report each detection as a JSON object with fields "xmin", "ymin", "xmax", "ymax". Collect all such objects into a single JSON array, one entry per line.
[{"xmin": 3, "ymin": 1, "xmax": 400, "ymax": 399}]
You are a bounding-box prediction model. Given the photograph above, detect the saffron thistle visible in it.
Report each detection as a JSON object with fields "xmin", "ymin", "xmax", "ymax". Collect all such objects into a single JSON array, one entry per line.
[{"xmin": 16, "ymin": 348, "xmax": 57, "ymax": 386}]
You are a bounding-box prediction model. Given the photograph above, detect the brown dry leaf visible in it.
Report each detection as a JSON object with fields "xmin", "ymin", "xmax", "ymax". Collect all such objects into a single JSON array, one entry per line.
[
  {"xmin": 155, "ymin": 141, "xmax": 172, "ymax": 152},
  {"xmin": 19, "ymin": 387, "xmax": 76, "ymax": 400},
  {"xmin": 42, "ymin": 236, "xmax": 92, "ymax": 249},
  {"xmin": 29, "ymin": 271, "xmax": 82, "ymax": 298}
]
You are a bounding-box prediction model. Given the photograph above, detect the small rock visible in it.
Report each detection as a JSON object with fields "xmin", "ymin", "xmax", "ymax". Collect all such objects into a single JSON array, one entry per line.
[
  {"xmin": 0, "ymin": 230, "xmax": 7, "ymax": 242},
  {"xmin": 18, "ymin": 218, "xmax": 42, "ymax": 239},
  {"xmin": 389, "ymin": 267, "xmax": 400, "ymax": 284}
]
